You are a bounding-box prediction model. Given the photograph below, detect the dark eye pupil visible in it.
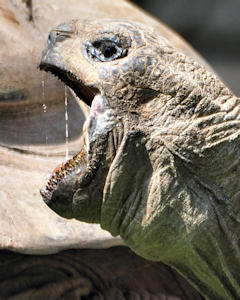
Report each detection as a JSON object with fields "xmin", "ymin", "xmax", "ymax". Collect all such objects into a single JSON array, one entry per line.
[
  {"xmin": 87, "ymin": 39, "xmax": 128, "ymax": 62},
  {"xmin": 103, "ymin": 45, "xmax": 117, "ymax": 58}
]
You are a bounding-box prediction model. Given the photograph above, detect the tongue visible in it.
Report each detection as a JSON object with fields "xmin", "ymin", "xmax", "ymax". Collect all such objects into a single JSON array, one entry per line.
[{"xmin": 84, "ymin": 94, "xmax": 115, "ymax": 150}]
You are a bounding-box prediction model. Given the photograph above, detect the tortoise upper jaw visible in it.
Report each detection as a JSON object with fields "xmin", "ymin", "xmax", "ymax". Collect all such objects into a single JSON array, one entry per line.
[
  {"xmin": 39, "ymin": 20, "xmax": 101, "ymax": 107},
  {"xmin": 47, "ymin": 22, "xmax": 75, "ymax": 44},
  {"xmin": 39, "ymin": 61, "xmax": 99, "ymax": 107}
]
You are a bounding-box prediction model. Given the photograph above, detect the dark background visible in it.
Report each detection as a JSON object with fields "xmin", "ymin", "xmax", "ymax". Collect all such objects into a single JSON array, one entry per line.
[{"xmin": 132, "ymin": 0, "xmax": 240, "ymax": 96}]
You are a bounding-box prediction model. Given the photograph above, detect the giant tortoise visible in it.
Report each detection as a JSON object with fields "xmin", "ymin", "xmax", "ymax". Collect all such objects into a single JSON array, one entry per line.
[{"xmin": 0, "ymin": 1, "xmax": 239, "ymax": 299}]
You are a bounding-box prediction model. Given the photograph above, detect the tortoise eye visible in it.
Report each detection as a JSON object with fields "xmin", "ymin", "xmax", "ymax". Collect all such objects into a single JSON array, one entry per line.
[{"xmin": 87, "ymin": 39, "xmax": 128, "ymax": 62}]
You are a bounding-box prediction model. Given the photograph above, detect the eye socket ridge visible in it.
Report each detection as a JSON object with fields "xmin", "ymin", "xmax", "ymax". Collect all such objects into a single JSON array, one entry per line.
[{"xmin": 87, "ymin": 39, "xmax": 128, "ymax": 62}]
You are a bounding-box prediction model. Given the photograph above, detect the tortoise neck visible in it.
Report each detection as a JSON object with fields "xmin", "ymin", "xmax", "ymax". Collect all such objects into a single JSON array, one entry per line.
[
  {"xmin": 169, "ymin": 203, "xmax": 240, "ymax": 300},
  {"xmin": 166, "ymin": 149, "xmax": 240, "ymax": 299},
  {"xmin": 142, "ymin": 124, "xmax": 240, "ymax": 299}
]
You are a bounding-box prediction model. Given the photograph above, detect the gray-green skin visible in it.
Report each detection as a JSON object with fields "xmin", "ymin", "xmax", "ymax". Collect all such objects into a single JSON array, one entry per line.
[{"xmin": 40, "ymin": 19, "xmax": 240, "ymax": 299}]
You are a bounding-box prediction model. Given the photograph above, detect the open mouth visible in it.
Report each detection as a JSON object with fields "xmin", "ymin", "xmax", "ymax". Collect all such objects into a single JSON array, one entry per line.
[
  {"xmin": 39, "ymin": 63, "xmax": 99, "ymax": 202},
  {"xmin": 40, "ymin": 63, "xmax": 99, "ymax": 107}
]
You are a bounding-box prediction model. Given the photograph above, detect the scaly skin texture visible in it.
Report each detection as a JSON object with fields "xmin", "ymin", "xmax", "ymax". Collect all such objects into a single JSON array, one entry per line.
[
  {"xmin": 40, "ymin": 19, "xmax": 240, "ymax": 299},
  {"xmin": 0, "ymin": 0, "xmax": 213, "ymax": 254}
]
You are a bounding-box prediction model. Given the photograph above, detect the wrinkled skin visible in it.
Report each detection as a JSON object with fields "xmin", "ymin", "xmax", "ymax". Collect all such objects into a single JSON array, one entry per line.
[
  {"xmin": 1, "ymin": 0, "xmax": 210, "ymax": 254},
  {"xmin": 1, "ymin": 1, "xmax": 215, "ymax": 299},
  {"xmin": 40, "ymin": 19, "xmax": 240, "ymax": 300}
]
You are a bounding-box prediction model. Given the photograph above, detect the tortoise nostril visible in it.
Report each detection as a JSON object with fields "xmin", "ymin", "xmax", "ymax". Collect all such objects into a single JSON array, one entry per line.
[
  {"xmin": 48, "ymin": 30, "xmax": 71, "ymax": 44},
  {"xmin": 47, "ymin": 31, "xmax": 55, "ymax": 44},
  {"xmin": 48, "ymin": 22, "xmax": 73, "ymax": 44}
]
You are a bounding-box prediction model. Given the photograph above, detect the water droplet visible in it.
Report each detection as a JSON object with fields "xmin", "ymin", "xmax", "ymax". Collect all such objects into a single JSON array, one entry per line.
[
  {"xmin": 41, "ymin": 79, "xmax": 45, "ymax": 97},
  {"xmin": 42, "ymin": 103, "xmax": 47, "ymax": 112},
  {"xmin": 42, "ymin": 74, "xmax": 49, "ymax": 158},
  {"xmin": 65, "ymin": 86, "xmax": 69, "ymax": 161}
]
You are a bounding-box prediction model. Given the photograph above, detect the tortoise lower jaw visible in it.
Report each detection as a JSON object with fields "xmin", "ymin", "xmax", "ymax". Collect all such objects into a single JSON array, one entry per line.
[
  {"xmin": 40, "ymin": 92, "xmax": 112, "ymax": 204},
  {"xmin": 40, "ymin": 147, "xmax": 88, "ymax": 204}
]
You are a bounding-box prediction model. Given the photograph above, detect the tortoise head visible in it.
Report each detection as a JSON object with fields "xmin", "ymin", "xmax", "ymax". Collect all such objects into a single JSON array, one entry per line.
[
  {"xmin": 39, "ymin": 19, "xmax": 240, "ymax": 268},
  {"xmin": 39, "ymin": 19, "xmax": 169, "ymax": 223}
]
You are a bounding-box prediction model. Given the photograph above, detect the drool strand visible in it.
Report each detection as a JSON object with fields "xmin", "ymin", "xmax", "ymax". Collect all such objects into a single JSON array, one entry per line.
[{"xmin": 64, "ymin": 86, "xmax": 69, "ymax": 161}]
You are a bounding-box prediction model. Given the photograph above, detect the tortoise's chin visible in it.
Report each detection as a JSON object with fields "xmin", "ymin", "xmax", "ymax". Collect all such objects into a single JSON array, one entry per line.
[{"xmin": 40, "ymin": 144, "xmax": 87, "ymax": 205}]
